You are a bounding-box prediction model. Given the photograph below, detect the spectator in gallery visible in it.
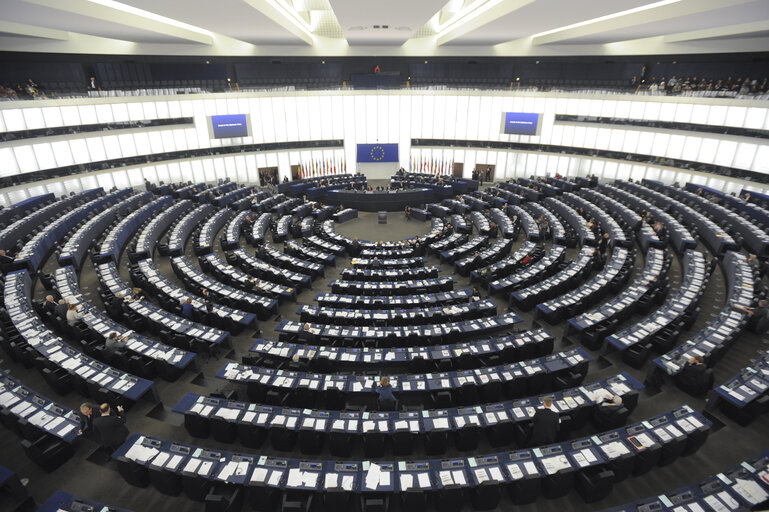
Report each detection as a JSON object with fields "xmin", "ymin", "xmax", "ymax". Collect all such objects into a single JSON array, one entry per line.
[{"xmin": 88, "ymin": 76, "xmax": 98, "ymax": 90}]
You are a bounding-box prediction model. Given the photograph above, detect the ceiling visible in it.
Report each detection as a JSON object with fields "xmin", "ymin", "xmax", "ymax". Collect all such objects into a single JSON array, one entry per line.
[{"xmin": 0, "ymin": 0, "xmax": 767, "ymax": 56}]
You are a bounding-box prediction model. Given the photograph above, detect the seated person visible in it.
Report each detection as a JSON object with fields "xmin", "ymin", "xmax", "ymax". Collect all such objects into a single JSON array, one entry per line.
[
  {"xmin": 66, "ymin": 303, "xmax": 85, "ymax": 326},
  {"xmin": 181, "ymin": 298, "xmax": 194, "ymax": 320},
  {"xmin": 593, "ymin": 392, "xmax": 624, "ymax": 423},
  {"xmin": 529, "ymin": 397, "xmax": 559, "ymax": 446},
  {"xmin": 55, "ymin": 299, "xmax": 69, "ymax": 320},
  {"xmin": 372, "ymin": 376, "xmax": 396, "ymax": 410},
  {"xmin": 105, "ymin": 332, "xmax": 127, "ymax": 353},
  {"xmin": 677, "ymin": 355, "xmax": 710, "ymax": 394}
]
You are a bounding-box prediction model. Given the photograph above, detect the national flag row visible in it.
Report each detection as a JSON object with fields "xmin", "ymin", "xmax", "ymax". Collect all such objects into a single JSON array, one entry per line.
[
  {"xmin": 298, "ymin": 158, "xmax": 347, "ymax": 179},
  {"xmin": 410, "ymin": 156, "xmax": 454, "ymax": 175}
]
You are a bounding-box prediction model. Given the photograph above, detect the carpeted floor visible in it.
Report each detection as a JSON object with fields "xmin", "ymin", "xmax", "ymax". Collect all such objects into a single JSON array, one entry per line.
[{"xmin": 1, "ymin": 182, "xmax": 767, "ymax": 512}]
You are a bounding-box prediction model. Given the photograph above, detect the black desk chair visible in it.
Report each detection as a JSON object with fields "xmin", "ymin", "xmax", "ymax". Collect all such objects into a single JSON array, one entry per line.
[
  {"xmin": 542, "ymin": 469, "xmax": 573, "ymax": 498},
  {"xmin": 424, "ymin": 430, "xmax": 448, "ymax": 455},
  {"xmin": 455, "ymin": 425, "xmax": 480, "ymax": 451},
  {"xmin": 393, "ymin": 429, "xmax": 414, "ymax": 456},
  {"xmin": 298, "ymin": 427, "xmax": 323, "ymax": 455},
  {"xmin": 185, "ymin": 413, "xmax": 211, "ymax": 438},
  {"xmin": 471, "ymin": 480, "xmax": 501, "ymax": 510},
  {"xmin": 245, "ymin": 481, "xmax": 280, "ymax": 511},
  {"xmin": 116, "ymin": 455, "xmax": 150, "ymax": 488},
  {"xmin": 329, "ymin": 431, "xmax": 354, "ymax": 457},
  {"xmin": 237, "ymin": 423, "xmax": 267, "ymax": 449},
  {"xmin": 149, "ymin": 464, "xmax": 182, "ymax": 496},
  {"xmin": 269, "ymin": 427, "xmax": 297, "ymax": 452},
  {"xmin": 575, "ymin": 466, "xmax": 614, "ymax": 503},
  {"xmin": 281, "ymin": 491, "xmax": 312, "ymax": 512},
  {"xmin": 362, "ymin": 431, "xmax": 386, "ymax": 458},
  {"xmin": 324, "ymin": 488, "xmax": 352, "ymax": 511},
  {"xmin": 205, "ymin": 483, "xmax": 243, "ymax": 512},
  {"xmin": 435, "ymin": 486, "xmax": 464, "ymax": 512},
  {"xmin": 211, "ymin": 417, "xmax": 238, "ymax": 444},
  {"xmin": 401, "ymin": 487, "xmax": 427, "ymax": 512},
  {"xmin": 507, "ymin": 472, "xmax": 540, "ymax": 504}
]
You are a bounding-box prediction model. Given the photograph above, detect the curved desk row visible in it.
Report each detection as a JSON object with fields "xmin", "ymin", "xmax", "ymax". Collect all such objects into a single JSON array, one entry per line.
[
  {"xmin": 113, "ymin": 406, "xmax": 708, "ymax": 509},
  {"xmin": 326, "ymin": 188, "xmax": 432, "ymax": 212}
]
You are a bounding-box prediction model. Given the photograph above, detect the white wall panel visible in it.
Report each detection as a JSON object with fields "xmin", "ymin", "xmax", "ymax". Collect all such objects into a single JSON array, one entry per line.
[
  {"xmin": 33, "ymin": 143, "xmax": 56, "ymax": 170},
  {"xmin": 51, "ymin": 140, "xmax": 74, "ymax": 167},
  {"xmin": 3, "ymin": 109, "xmax": 26, "ymax": 131},
  {"xmin": 22, "ymin": 108, "xmax": 45, "ymax": 130}
]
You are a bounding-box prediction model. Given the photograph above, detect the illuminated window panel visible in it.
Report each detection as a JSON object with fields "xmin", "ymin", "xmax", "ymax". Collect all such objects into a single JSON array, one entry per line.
[
  {"xmin": 631, "ymin": 164, "xmax": 647, "ymax": 181},
  {"xmin": 307, "ymin": 96, "xmax": 323, "ymax": 140},
  {"xmin": 96, "ymin": 172, "xmax": 115, "ymax": 190},
  {"xmin": 697, "ymin": 137, "xmax": 718, "ymax": 165},
  {"xmin": 51, "ymin": 141, "xmax": 74, "ymax": 167},
  {"xmin": 674, "ymin": 103, "xmax": 693, "ymax": 123},
  {"xmin": 77, "ymin": 105, "xmax": 97, "ymax": 125},
  {"xmin": 60, "ymin": 106, "xmax": 80, "ymax": 126},
  {"xmin": 675, "ymin": 172, "xmax": 692, "ymax": 184},
  {"xmin": 213, "ymin": 157, "xmax": 226, "ymax": 179},
  {"xmin": 616, "ymin": 163, "xmax": 632, "ymax": 181},
  {"xmin": 466, "ymin": 97, "xmax": 480, "ymax": 141},
  {"xmin": 588, "ymin": 99, "xmax": 603, "ymax": 118},
  {"xmin": 95, "ymin": 104, "xmax": 114, "ymax": 124},
  {"xmin": 690, "ymin": 105, "xmax": 709, "ymax": 125},
  {"xmin": 455, "ymin": 96, "xmax": 469, "ymax": 141},
  {"xmin": 160, "ymin": 131, "xmax": 176, "ymax": 152},
  {"xmin": 168, "ymin": 101, "xmax": 182, "ymax": 119},
  {"xmin": 564, "ymin": 98, "xmax": 579, "ymax": 116},
  {"xmin": 744, "ymin": 107, "xmax": 766, "ymax": 129},
  {"xmin": 622, "ymin": 130, "xmax": 639, "ymax": 153},
  {"xmin": 132, "ymin": 132, "xmax": 151, "ymax": 155},
  {"xmin": 608, "ymin": 130, "xmax": 625, "ymax": 151},
  {"xmin": 32, "ymin": 143, "xmax": 56, "ymax": 170},
  {"xmin": 386, "ymin": 96, "xmax": 399, "ymax": 144},
  {"xmin": 432, "ymin": 96, "xmax": 446, "ymax": 140},
  {"xmin": 330, "ymin": 96, "xmax": 344, "ymax": 140},
  {"xmin": 111, "ymin": 103, "xmax": 129, "ymax": 123},
  {"xmin": 707, "ymin": 105, "xmax": 727, "ymax": 126},
  {"xmin": 3, "ymin": 109, "xmax": 26, "ymax": 131},
  {"xmin": 85, "ymin": 138, "xmax": 107, "ymax": 163},
  {"xmin": 659, "ymin": 103, "xmax": 675, "ymax": 122},
  {"xmin": 714, "ymin": 140, "xmax": 737, "ymax": 167},
  {"xmin": 147, "ymin": 130, "xmax": 164, "ymax": 155},
  {"xmin": 643, "ymin": 102, "xmax": 661, "ymax": 121},
  {"xmin": 600, "ymin": 100, "xmax": 617, "ymax": 118},
  {"xmin": 68, "ymin": 139, "xmax": 90, "ymax": 164},
  {"xmin": 733, "ymin": 143, "xmax": 757, "ymax": 170},
  {"xmin": 666, "ymin": 135, "xmax": 685, "ymax": 160},
  {"xmin": 235, "ymin": 155, "xmax": 248, "ymax": 183},
  {"xmin": 614, "ymin": 101, "xmax": 633, "ymax": 119},
  {"xmin": 173, "ymin": 130, "xmax": 188, "ymax": 151},
  {"xmin": 155, "ymin": 101, "xmax": 170, "ymax": 119},
  {"xmin": 272, "ymin": 97, "xmax": 288, "ymax": 143},
  {"xmin": 0, "ymin": 147, "xmax": 19, "ymax": 177},
  {"xmin": 284, "ymin": 96, "xmax": 301, "ymax": 141},
  {"xmin": 560, "ymin": 125, "xmax": 575, "ymax": 147},
  {"xmin": 659, "ymin": 168, "xmax": 676, "ymax": 183},
  {"xmin": 142, "ymin": 102, "xmax": 158, "ymax": 120},
  {"xmin": 477, "ymin": 97, "xmax": 493, "ymax": 141},
  {"xmin": 595, "ymin": 128, "xmax": 611, "ymax": 150},
  {"xmin": 644, "ymin": 166, "xmax": 661, "ymax": 181},
  {"xmin": 753, "ymin": 145, "xmax": 769, "ymax": 174},
  {"xmin": 102, "ymin": 135, "xmax": 122, "ymax": 160},
  {"xmin": 22, "ymin": 108, "xmax": 45, "ymax": 130},
  {"xmin": 40, "ymin": 106, "xmax": 63, "ymax": 128},
  {"xmin": 724, "ymin": 106, "xmax": 746, "ymax": 127},
  {"xmin": 602, "ymin": 161, "xmax": 618, "ymax": 180},
  {"xmin": 628, "ymin": 101, "xmax": 645, "ymax": 120},
  {"xmin": 651, "ymin": 133, "xmax": 669, "ymax": 157},
  {"xmin": 167, "ymin": 162, "xmax": 182, "ymax": 182},
  {"xmin": 79, "ymin": 174, "xmax": 99, "ymax": 191},
  {"xmin": 118, "ymin": 134, "xmax": 137, "ymax": 158},
  {"xmin": 155, "ymin": 164, "xmax": 171, "ymax": 184},
  {"xmin": 201, "ymin": 159, "xmax": 215, "ymax": 182},
  {"xmin": 572, "ymin": 127, "xmax": 586, "ymax": 148},
  {"xmin": 179, "ymin": 161, "xmax": 195, "ymax": 183},
  {"xmin": 584, "ymin": 127, "xmax": 599, "ymax": 149},
  {"xmin": 112, "ymin": 170, "xmax": 131, "ymax": 189},
  {"xmin": 126, "ymin": 103, "xmax": 144, "ymax": 121},
  {"xmin": 681, "ymin": 137, "xmax": 701, "ymax": 161}
]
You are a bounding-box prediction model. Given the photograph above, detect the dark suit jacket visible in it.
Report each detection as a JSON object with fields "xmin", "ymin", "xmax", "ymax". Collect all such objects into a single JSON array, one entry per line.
[
  {"xmin": 55, "ymin": 303, "xmax": 68, "ymax": 319},
  {"xmin": 93, "ymin": 412, "xmax": 129, "ymax": 448},
  {"xmin": 529, "ymin": 408, "xmax": 559, "ymax": 446}
]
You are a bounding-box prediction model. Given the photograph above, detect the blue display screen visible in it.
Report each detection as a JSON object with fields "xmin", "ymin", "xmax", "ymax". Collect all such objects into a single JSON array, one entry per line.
[
  {"xmin": 211, "ymin": 114, "xmax": 249, "ymax": 138},
  {"xmin": 503, "ymin": 112, "xmax": 541, "ymax": 136}
]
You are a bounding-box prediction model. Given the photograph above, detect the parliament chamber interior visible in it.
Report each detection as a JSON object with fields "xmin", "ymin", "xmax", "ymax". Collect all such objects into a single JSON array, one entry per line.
[{"xmin": 1, "ymin": 2, "xmax": 769, "ymax": 512}]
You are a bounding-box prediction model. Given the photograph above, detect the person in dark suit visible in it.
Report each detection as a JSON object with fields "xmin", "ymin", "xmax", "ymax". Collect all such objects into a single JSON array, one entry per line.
[
  {"xmin": 55, "ymin": 299, "xmax": 69, "ymax": 320},
  {"xmin": 92, "ymin": 403, "xmax": 128, "ymax": 452},
  {"xmin": 529, "ymin": 397, "xmax": 560, "ymax": 446},
  {"xmin": 677, "ymin": 355, "xmax": 709, "ymax": 394},
  {"xmin": 41, "ymin": 295, "xmax": 57, "ymax": 315},
  {"xmin": 349, "ymin": 237, "xmax": 360, "ymax": 257},
  {"xmin": 77, "ymin": 402, "xmax": 98, "ymax": 440},
  {"xmin": 593, "ymin": 393, "xmax": 623, "ymax": 424}
]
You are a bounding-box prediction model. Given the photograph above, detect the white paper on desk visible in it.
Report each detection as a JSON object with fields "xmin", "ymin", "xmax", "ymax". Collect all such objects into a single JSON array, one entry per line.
[
  {"xmin": 508, "ymin": 463, "xmax": 523, "ymax": 480},
  {"xmin": 124, "ymin": 443, "xmax": 159, "ymax": 463},
  {"xmin": 166, "ymin": 455, "xmax": 183, "ymax": 471},
  {"xmin": 489, "ymin": 467, "xmax": 503, "ymax": 482},
  {"xmin": 183, "ymin": 458, "xmax": 201, "ymax": 473},
  {"xmin": 440, "ymin": 471, "xmax": 454, "ymax": 486},
  {"xmin": 198, "ymin": 461, "xmax": 213, "ymax": 476},
  {"xmin": 523, "ymin": 461, "xmax": 537, "ymax": 476},
  {"xmin": 452, "ymin": 470, "xmax": 466, "ymax": 486},
  {"xmin": 365, "ymin": 463, "xmax": 382, "ymax": 490},
  {"xmin": 150, "ymin": 452, "xmax": 170, "ymax": 467},
  {"xmin": 341, "ymin": 475, "xmax": 354, "ymax": 491},
  {"xmin": 302, "ymin": 471, "xmax": 318, "ymax": 488},
  {"xmin": 474, "ymin": 468, "xmax": 489, "ymax": 483},
  {"xmin": 732, "ymin": 478, "xmax": 769, "ymax": 504},
  {"xmin": 287, "ymin": 468, "xmax": 304, "ymax": 488},
  {"xmin": 418, "ymin": 472, "xmax": 431, "ymax": 488},
  {"xmin": 379, "ymin": 471, "xmax": 391, "ymax": 487},
  {"xmin": 268, "ymin": 470, "xmax": 283, "ymax": 486},
  {"xmin": 251, "ymin": 467, "xmax": 268, "ymax": 483},
  {"xmin": 400, "ymin": 474, "xmax": 414, "ymax": 490},
  {"xmin": 324, "ymin": 472, "xmax": 338, "ymax": 488},
  {"xmin": 433, "ymin": 417, "xmax": 449, "ymax": 429},
  {"xmin": 703, "ymin": 494, "xmax": 731, "ymax": 512}
]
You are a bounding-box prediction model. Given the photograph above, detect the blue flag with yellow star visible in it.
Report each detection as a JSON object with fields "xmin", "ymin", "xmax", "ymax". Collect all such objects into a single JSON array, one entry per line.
[{"xmin": 357, "ymin": 143, "xmax": 399, "ymax": 163}]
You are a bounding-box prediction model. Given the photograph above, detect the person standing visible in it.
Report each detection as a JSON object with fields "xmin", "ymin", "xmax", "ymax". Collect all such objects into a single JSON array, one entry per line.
[
  {"xmin": 529, "ymin": 397, "xmax": 560, "ymax": 446},
  {"xmin": 92, "ymin": 403, "xmax": 129, "ymax": 453}
]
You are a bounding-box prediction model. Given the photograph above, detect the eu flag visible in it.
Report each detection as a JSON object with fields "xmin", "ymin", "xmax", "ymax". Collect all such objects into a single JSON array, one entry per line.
[{"xmin": 357, "ymin": 143, "xmax": 399, "ymax": 163}]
